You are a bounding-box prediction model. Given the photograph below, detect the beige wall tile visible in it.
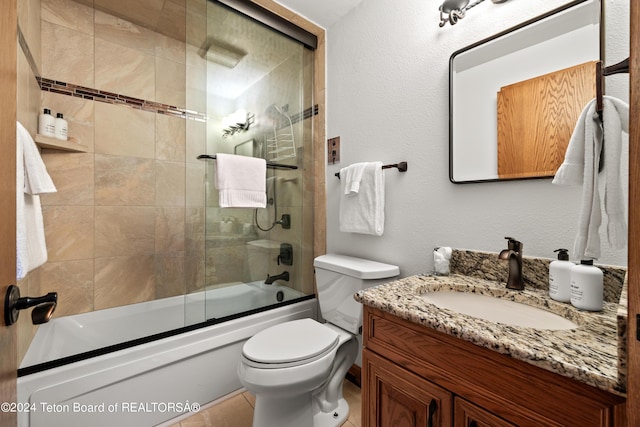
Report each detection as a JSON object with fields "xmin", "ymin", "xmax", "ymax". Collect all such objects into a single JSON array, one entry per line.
[
  {"xmin": 19, "ymin": 0, "xmax": 42, "ymax": 73},
  {"xmin": 186, "ymin": 47, "xmax": 207, "ymax": 114},
  {"xmin": 156, "ymin": 113, "xmax": 186, "ymax": 161},
  {"xmin": 155, "ymin": 32, "xmax": 186, "ymax": 64},
  {"xmin": 156, "ymin": 57, "xmax": 186, "ymax": 108},
  {"xmin": 42, "ymin": 0, "xmax": 94, "ymax": 35},
  {"xmin": 40, "ymin": 151, "xmax": 94, "ymax": 206},
  {"xmin": 95, "ymin": 102, "xmax": 155, "ymax": 158},
  {"xmin": 95, "ymin": 206, "xmax": 156, "ymax": 257},
  {"xmin": 155, "ymin": 160, "xmax": 186, "ymax": 206},
  {"xmin": 94, "ymin": 255, "xmax": 155, "ymax": 309},
  {"xmin": 39, "ymin": 260, "xmax": 94, "ymax": 316},
  {"xmin": 155, "ymin": 254, "xmax": 185, "ymax": 299},
  {"xmin": 186, "ymin": 0, "xmax": 206, "ymax": 47},
  {"xmin": 185, "ymin": 118, "xmax": 206, "ymax": 164},
  {"xmin": 94, "ymin": 10, "xmax": 156, "ymax": 55},
  {"xmin": 43, "ymin": 205, "xmax": 94, "ymax": 261},
  {"xmin": 95, "ymin": 37, "xmax": 155, "ymax": 100},
  {"xmin": 41, "ymin": 21, "xmax": 94, "ymax": 87},
  {"xmin": 17, "ymin": 50, "xmax": 33, "ymax": 130},
  {"xmin": 185, "ymin": 162, "xmax": 205, "ymax": 207},
  {"xmin": 156, "ymin": 0, "xmax": 186, "ymax": 44},
  {"xmin": 156, "ymin": 207, "xmax": 185, "ymax": 253},
  {"xmin": 41, "ymin": 91, "xmax": 95, "ymax": 150},
  {"xmin": 95, "ymin": 154, "xmax": 155, "ymax": 205}
]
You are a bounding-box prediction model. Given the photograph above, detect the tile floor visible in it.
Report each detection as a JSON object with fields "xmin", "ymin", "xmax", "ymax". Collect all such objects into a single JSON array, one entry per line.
[{"xmin": 168, "ymin": 380, "xmax": 361, "ymax": 427}]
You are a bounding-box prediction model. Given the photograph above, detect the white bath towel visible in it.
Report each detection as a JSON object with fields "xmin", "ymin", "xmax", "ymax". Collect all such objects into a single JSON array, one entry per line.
[
  {"xmin": 215, "ymin": 153, "xmax": 267, "ymax": 208},
  {"xmin": 341, "ymin": 162, "xmax": 367, "ymax": 195},
  {"xmin": 16, "ymin": 122, "xmax": 57, "ymax": 280},
  {"xmin": 339, "ymin": 162, "xmax": 385, "ymax": 236},
  {"xmin": 552, "ymin": 96, "xmax": 629, "ymax": 259},
  {"xmin": 19, "ymin": 122, "xmax": 56, "ymax": 195}
]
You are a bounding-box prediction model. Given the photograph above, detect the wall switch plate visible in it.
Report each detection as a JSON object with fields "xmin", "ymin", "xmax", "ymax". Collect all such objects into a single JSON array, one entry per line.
[{"xmin": 328, "ymin": 136, "xmax": 340, "ymax": 164}]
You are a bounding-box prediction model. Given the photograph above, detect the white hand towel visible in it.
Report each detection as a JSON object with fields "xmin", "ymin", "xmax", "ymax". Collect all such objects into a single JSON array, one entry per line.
[
  {"xmin": 214, "ymin": 153, "xmax": 266, "ymax": 208},
  {"xmin": 602, "ymin": 96, "xmax": 629, "ymax": 249},
  {"xmin": 16, "ymin": 121, "xmax": 57, "ymax": 280},
  {"xmin": 339, "ymin": 162, "xmax": 385, "ymax": 236},
  {"xmin": 18, "ymin": 122, "xmax": 56, "ymax": 195},
  {"xmin": 341, "ymin": 163, "xmax": 367, "ymax": 195},
  {"xmin": 552, "ymin": 96, "xmax": 629, "ymax": 259}
]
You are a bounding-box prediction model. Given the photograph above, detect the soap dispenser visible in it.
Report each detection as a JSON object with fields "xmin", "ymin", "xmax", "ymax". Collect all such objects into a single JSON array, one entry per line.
[
  {"xmin": 549, "ymin": 248, "xmax": 573, "ymax": 302},
  {"xmin": 570, "ymin": 259, "xmax": 603, "ymax": 311}
]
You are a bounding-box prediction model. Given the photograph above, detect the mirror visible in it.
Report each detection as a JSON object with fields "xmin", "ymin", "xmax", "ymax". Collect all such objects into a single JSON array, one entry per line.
[{"xmin": 449, "ymin": 0, "xmax": 601, "ymax": 183}]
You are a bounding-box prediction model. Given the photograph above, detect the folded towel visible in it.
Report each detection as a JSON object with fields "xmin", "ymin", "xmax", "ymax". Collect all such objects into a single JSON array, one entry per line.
[
  {"xmin": 214, "ymin": 153, "xmax": 266, "ymax": 208},
  {"xmin": 552, "ymin": 96, "xmax": 629, "ymax": 259},
  {"xmin": 341, "ymin": 163, "xmax": 367, "ymax": 195},
  {"xmin": 18, "ymin": 122, "xmax": 56, "ymax": 195},
  {"xmin": 16, "ymin": 122, "xmax": 57, "ymax": 279},
  {"xmin": 339, "ymin": 162, "xmax": 385, "ymax": 236}
]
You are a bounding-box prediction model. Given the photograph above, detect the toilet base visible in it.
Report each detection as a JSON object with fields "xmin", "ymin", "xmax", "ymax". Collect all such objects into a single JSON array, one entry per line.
[
  {"xmin": 253, "ymin": 393, "xmax": 313, "ymax": 427},
  {"xmin": 251, "ymin": 394, "xmax": 349, "ymax": 427},
  {"xmin": 313, "ymin": 397, "xmax": 349, "ymax": 427}
]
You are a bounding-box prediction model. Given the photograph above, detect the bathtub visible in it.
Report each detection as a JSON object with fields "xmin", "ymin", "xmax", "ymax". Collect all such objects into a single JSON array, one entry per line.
[{"xmin": 17, "ymin": 282, "xmax": 317, "ymax": 427}]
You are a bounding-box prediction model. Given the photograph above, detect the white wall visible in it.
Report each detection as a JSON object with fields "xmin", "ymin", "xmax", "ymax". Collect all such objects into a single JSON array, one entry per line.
[{"xmin": 326, "ymin": 0, "xmax": 630, "ymax": 276}]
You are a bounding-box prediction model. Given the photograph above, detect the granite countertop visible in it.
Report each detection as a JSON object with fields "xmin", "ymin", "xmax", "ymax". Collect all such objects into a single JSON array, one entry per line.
[{"xmin": 354, "ymin": 250, "xmax": 627, "ymax": 397}]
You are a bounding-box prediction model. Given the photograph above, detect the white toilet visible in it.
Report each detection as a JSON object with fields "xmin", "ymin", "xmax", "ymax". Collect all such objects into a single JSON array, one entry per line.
[{"xmin": 237, "ymin": 254, "xmax": 399, "ymax": 427}]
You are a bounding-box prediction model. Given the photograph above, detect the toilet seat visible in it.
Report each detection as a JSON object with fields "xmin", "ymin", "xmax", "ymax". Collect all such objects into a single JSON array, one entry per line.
[{"xmin": 242, "ymin": 319, "xmax": 339, "ymax": 369}]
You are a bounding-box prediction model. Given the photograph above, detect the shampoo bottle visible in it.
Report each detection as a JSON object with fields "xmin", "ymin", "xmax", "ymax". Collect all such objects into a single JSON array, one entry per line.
[
  {"xmin": 570, "ymin": 259, "xmax": 603, "ymax": 311},
  {"xmin": 38, "ymin": 108, "xmax": 55, "ymax": 137},
  {"xmin": 54, "ymin": 113, "xmax": 68, "ymax": 141},
  {"xmin": 549, "ymin": 248, "xmax": 573, "ymax": 302}
]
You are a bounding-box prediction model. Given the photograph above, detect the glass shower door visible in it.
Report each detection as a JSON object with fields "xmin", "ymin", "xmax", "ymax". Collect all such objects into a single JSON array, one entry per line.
[{"xmin": 198, "ymin": 0, "xmax": 315, "ymax": 322}]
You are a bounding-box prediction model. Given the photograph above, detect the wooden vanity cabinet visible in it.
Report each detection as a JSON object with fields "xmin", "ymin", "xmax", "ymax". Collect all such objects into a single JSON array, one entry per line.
[{"xmin": 362, "ymin": 306, "xmax": 626, "ymax": 427}]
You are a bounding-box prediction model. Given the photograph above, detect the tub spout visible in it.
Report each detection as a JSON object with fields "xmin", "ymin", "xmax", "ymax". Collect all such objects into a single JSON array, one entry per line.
[
  {"xmin": 265, "ymin": 271, "xmax": 289, "ymax": 285},
  {"xmin": 4, "ymin": 285, "xmax": 58, "ymax": 326}
]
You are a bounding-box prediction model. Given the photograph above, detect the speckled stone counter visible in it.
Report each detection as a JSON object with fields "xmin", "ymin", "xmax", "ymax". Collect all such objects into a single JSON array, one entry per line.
[{"xmin": 354, "ymin": 250, "xmax": 628, "ymax": 397}]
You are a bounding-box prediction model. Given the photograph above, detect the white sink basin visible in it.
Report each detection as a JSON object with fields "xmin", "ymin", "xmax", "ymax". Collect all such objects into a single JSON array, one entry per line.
[{"xmin": 421, "ymin": 291, "xmax": 577, "ymax": 330}]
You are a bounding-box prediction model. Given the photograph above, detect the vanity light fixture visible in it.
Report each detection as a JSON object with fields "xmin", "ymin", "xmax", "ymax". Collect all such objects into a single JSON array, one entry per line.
[
  {"xmin": 439, "ymin": 0, "xmax": 508, "ymax": 27},
  {"xmin": 222, "ymin": 109, "xmax": 255, "ymax": 138}
]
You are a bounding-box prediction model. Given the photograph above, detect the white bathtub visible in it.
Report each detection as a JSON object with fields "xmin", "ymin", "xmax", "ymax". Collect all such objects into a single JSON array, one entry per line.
[{"xmin": 18, "ymin": 282, "xmax": 316, "ymax": 427}]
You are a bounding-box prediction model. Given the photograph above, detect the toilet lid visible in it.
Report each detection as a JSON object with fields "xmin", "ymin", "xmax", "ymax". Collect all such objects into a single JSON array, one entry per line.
[{"xmin": 242, "ymin": 319, "xmax": 339, "ymax": 366}]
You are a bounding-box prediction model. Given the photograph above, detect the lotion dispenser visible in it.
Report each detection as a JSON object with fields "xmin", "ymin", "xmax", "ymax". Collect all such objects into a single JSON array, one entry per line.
[
  {"xmin": 549, "ymin": 248, "xmax": 573, "ymax": 302},
  {"xmin": 570, "ymin": 259, "xmax": 603, "ymax": 311}
]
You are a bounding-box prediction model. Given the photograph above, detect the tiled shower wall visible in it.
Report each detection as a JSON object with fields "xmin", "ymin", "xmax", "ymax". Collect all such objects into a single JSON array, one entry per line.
[
  {"xmin": 16, "ymin": 0, "xmax": 318, "ymax": 364},
  {"xmin": 32, "ymin": 0, "xmax": 208, "ymax": 333}
]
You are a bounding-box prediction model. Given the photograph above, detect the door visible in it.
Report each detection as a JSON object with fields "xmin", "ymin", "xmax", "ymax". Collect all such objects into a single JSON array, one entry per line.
[
  {"xmin": 0, "ymin": 0, "xmax": 18, "ymax": 426},
  {"xmin": 628, "ymin": 0, "xmax": 640, "ymax": 424},
  {"xmin": 363, "ymin": 349, "xmax": 452, "ymax": 427}
]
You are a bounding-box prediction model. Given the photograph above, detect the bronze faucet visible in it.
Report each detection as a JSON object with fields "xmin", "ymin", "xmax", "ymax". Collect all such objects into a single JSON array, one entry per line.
[{"xmin": 499, "ymin": 237, "xmax": 524, "ymax": 290}]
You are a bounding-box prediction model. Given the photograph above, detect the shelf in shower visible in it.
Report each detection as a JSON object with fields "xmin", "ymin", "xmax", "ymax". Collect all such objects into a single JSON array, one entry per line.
[{"xmin": 35, "ymin": 134, "xmax": 88, "ymax": 153}]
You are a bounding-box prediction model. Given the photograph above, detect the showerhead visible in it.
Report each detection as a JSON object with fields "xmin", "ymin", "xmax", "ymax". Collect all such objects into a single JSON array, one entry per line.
[
  {"xmin": 265, "ymin": 104, "xmax": 287, "ymax": 118},
  {"xmin": 198, "ymin": 37, "xmax": 247, "ymax": 68}
]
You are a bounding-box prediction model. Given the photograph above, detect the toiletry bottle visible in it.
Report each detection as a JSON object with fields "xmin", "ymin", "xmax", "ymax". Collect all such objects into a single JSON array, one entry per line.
[
  {"xmin": 549, "ymin": 248, "xmax": 573, "ymax": 302},
  {"xmin": 570, "ymin": 259, "xmax": 603, "ymax": 311},
  {"xmin": 54, "ymin": 113, "xmax": 68, "ymax": 141},
  {"xmin": 38, "ymin": 108, "xmax": 56, "ymax": 138}
]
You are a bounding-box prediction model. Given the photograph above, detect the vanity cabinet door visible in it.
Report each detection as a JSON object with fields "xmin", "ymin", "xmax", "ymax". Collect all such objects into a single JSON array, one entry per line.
[
  {"xmin": 454, "ymin": 397, "xmax": 516, "ymax": 427},
  {"xmin": 363, "ymin": 349, "xmax": 453, "ymax": 427}
]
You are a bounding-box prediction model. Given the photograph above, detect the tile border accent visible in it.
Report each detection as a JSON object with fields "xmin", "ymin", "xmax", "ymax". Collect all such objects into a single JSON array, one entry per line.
[
  {"xmin": 37, "ymin": 76, "xmax": 318, "ymax": 126},
  {"xmin": 20, "ymin": 24, "xmax": 318, "ymax": 126},
  {"xmin": 38, "ymin": 77, "xmax": 208, "ymax": 122}
]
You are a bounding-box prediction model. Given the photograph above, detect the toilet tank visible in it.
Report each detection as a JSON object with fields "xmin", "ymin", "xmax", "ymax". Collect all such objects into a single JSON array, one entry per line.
[{"xmin": 314, "ymin": 254, "xmax": 399, "ymax": 334}]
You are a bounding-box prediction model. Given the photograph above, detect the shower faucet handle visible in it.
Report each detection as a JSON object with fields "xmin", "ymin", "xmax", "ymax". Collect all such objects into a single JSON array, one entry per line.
[{"xmin": 277, "ymin": 243, "xmax": 293, "ymax": 266}]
